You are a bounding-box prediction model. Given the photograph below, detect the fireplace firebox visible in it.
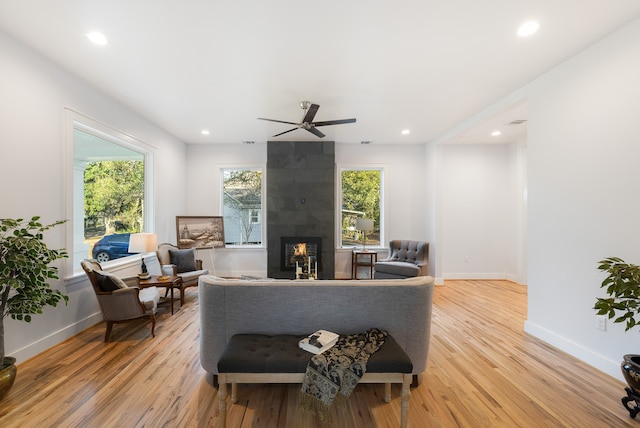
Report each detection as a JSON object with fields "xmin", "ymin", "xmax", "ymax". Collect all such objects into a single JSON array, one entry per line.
[{"xmin": 281, "ymin": 237, "xmax": 321, "ymax": 272}]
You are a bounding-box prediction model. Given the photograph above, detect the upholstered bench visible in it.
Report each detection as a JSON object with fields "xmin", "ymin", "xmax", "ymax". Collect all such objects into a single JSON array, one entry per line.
[{"xmin": 217, "ymin": 334, "xmax": 413, "ymax": 428}]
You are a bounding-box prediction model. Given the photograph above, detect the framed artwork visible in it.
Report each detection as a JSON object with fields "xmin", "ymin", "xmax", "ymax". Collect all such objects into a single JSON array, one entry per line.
[{"xmin": 176, "ymin": 216, "xmax": 225, "ymax": 249}]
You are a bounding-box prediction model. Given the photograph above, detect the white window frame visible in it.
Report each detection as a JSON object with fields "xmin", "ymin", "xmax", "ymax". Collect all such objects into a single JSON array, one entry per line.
[
  {"xmin": 64, "ymin": 108, "xmax": 155, "ymax": 277},
  {"xmin": 219, "ymin": 165, "xmax": 266, "ymax": 248},
  {"xmin": 337, "ymin": 165, "xmax": 385, "ymax": 249}
]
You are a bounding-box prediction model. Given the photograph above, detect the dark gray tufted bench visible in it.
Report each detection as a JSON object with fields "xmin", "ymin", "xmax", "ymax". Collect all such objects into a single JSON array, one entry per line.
[{"xmin": 217, "ymin": 334, "xmax": 413, "ymax": 428}]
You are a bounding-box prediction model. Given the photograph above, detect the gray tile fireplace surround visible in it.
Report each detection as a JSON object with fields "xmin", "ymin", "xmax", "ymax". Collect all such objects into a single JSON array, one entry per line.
[{"xmin": 266, "ymin": 141, "xmax": 335, "ymax": 279}]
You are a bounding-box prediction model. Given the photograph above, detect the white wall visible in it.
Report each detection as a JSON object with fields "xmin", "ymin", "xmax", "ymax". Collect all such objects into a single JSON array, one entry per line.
[
  {"xmin": 524, "ymin": 18, "xmax": 640, "ymax": 381},
  {"xmin": 0, "ymin": 30, "xmax": 187, "ymax": 363},
  {"xmin": 439, "ymin": 142, "xmax": 522, "ymax": 282},
  {"xmin": 185, "ymin": 142, "xmax": 427, "ymax": 278}
]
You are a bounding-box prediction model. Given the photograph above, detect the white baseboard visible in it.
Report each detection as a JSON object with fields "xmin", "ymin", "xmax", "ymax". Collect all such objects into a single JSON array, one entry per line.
[
  {"xmin": 11, "ymin": 312, "xmax": 103, "ymax": 364},
  {"xmin": 524, "ymin": 320, "xmax": 623, "ymax": 382},
  {"xmin": 442, "ymin": 272, "xmax": 525, "ymax": 285}
]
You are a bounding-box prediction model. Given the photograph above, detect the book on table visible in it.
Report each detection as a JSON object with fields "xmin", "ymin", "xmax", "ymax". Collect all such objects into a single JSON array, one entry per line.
[{"xmin": 299, "ymin": 330, "xmax": 340, "ymax": 354}]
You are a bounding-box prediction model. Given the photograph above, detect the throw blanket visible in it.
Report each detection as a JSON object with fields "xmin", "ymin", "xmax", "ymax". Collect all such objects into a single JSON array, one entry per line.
[{"xmin": 300, "ymin": 328, "xmax": 388, "ymax": 422}]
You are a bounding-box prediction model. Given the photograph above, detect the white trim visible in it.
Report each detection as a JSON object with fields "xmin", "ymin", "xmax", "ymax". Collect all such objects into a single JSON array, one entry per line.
[
  {"xmin": 218, "ymin": 164, "xmax": 266, "ymax": 248},
  {"xmin": 336, "ymin": 164, "xmax": 386, "ymax": 249},
  {"xmin": 524, "ymin": 320, "xmax": 623, "ymax": 382},
  {"xmin": 63, "ymin": 108, "xmax": 155, "ymax": 278}
]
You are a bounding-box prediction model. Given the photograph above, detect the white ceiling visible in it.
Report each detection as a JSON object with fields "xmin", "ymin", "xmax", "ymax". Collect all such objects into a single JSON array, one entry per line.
[{"xmin": 1, "ymin": 1, "xmax": 639, "ymax": 145}]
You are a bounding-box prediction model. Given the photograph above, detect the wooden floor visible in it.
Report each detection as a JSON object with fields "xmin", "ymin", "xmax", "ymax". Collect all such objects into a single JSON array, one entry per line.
[{"xmin": 0, "ymin": 280, "xmax": 635, "ymax": 427}]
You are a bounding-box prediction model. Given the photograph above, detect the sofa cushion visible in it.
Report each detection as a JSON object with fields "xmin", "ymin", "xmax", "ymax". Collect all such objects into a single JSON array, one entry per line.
[
  {"xmin": 218, "ymin": 334, "xmax": 412, "ymax": 374},
  {"xmin": 169, "ymin": 248, "xmax": 197, "ymax": 273},
  {"xmin": 374, "ymin": 261, "xmax": 420, "ymax": 277},
  {"xmin": 94, "ymin": 270, "xmax": 128, "ymax": 292}
]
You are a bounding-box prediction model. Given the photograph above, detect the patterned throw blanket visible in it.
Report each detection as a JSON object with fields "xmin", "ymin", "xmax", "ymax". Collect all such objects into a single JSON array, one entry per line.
[{"xmin": 300, "ymin": 328, "xmax": 388, "ymax": 422}]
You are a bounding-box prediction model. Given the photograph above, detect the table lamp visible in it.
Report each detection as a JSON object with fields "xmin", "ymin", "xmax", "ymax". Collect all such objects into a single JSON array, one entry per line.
[
  {"xmin": 355, "ymin": 218, "xmax": 374, "ymax": 250},
  {"xmin": 128, "ymin": 232, "xmax": 158, "ymax": 278}
]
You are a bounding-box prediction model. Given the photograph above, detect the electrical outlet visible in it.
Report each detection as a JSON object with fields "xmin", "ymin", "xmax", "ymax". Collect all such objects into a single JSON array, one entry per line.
[{"xmin": 596, "ymin": 315, "xmax": 607, "ymax": 331}]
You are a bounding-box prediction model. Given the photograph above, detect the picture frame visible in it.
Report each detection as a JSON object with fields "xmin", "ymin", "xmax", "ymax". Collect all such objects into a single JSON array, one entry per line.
[{"xmin": 176, "ymin": 216, "xmax": 225, "ymax": 249}]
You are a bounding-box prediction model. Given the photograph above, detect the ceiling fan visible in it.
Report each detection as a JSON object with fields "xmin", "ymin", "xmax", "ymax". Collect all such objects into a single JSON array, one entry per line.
[{"xmin": 258, "ymin": 101, "xmax": 356, "ymax": 138}]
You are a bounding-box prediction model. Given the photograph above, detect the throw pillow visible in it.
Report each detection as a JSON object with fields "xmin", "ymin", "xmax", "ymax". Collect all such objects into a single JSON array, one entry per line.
[
  {"xmin": 169, "ymin": 248, "xmax": 197, "ymax": 273},
  {"xmin": 94, "ymin": 270, "xmax": 128, "ymax": 292}
]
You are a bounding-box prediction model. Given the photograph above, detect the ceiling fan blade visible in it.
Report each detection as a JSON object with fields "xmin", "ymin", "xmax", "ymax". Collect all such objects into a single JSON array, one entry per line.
[
  {"xmin": 272, "ymin": 127, "xmax": 299, "ymax": 137},
  {"xmin": 306, "ymin": 127, "xmax": 326, "ymax": 138},
  {"xmin": 302, "ymin": 103, "xmax": 320, "ymax": 124},
  {"xmin": 258, "ymin": 117, "xmax": 299, "ymax": 125},
  {"xmin": 313, "ymin": 118, "xmax": 357, "ymax": 127}
]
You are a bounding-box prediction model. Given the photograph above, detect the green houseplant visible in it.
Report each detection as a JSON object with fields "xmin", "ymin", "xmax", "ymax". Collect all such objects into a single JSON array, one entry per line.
[
  {"xmin": 0, "ymin": 216, "xmax": 69, "ymax": 399},
  {"xmin": 595, "ymin": 256, "xmax": 640, "ymax": 418},
  {"xmin": 595, "ymin": 257, "xmax": 640, "ymax": 331}
]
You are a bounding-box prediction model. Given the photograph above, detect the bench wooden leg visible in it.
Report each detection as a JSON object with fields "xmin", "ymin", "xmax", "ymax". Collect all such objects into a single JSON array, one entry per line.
[
  {"xmin": 218, "ymin": 375, "xmax": 227, "ymax": 428},
  {"xmin": 231, "ymin": 382, "xmax": 238, "ymax": 403},
  {"xmin": 401, "ymin": 373, "xmax": 411, "ymax": 428},
  {"xmin": 384, "ymin": 382, "xmax": 391, "ymax": 403}
]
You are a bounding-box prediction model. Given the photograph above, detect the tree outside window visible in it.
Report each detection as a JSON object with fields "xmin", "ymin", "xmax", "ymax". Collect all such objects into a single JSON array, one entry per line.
[{"xmin": 341, "ymin": 169, "xmax": 382, "ymax": 247}]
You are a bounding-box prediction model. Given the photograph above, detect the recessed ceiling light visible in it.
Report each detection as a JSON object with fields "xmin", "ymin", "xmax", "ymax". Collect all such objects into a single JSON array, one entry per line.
[
  {"xmin": 401, "ymin": 129, "xmax": 411, "ymax": 135},
  {"xmin": 517, "ymin": 20, "xmax": 539, "ymax": 37},
  {"xmin": 201, "ymin": 129, "xmax": 210, "ymax": 135},
  {"xmin": 491, "ymin": 131, "xmax": 502, "ymax": 136},
  {"xmin": 85, "ymin": 32, "xmax": 108, "ymax": 46}
]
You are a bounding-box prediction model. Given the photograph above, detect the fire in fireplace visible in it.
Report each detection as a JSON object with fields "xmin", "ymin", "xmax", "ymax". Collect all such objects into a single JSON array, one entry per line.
[{"xmin": 281, "ymin": 237, "xmax": 321, "ymax": 271}]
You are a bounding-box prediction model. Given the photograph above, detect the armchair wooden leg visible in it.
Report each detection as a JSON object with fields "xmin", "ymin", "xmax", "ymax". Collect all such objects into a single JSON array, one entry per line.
[{"xmin": 104, "ymin": 321, "xmax": 113, "ymax": 342}]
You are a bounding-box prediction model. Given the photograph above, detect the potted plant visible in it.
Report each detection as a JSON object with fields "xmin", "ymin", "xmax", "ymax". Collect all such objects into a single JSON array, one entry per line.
[
  {"xmin": 595, "ymin": 256, "xmax": 640, "ymax": 418},
  {"xmin": 0, "ymin": 216, "xmax": 69, "ymax": 399}
]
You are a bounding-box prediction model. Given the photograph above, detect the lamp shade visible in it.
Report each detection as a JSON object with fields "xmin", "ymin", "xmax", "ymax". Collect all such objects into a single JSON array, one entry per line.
[
  {"xmin": 128, "ymin": 232, "xmax": 158, "ymax": 253},
  {"xmin": 355, "ymin": 218, "xmax": 374, "ymax": 232}
]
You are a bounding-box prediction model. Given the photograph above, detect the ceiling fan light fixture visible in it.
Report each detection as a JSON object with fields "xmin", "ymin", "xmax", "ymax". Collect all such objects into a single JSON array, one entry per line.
[{"xmin": 258, "ymin": 101, "xmax": 356, "ymax": 138}]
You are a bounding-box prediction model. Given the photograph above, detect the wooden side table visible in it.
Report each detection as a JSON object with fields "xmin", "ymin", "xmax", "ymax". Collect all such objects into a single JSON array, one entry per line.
[
  {"xmin": 352, "ymin": 250, "xmax": 377, "ymax": 279},
  {"xmin": 138, "ymin": 275, "xmax": 182, "ymax": 314}
]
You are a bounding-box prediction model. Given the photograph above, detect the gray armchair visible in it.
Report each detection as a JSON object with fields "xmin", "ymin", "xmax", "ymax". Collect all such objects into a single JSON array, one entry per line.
[
  {"xmin": 156, "ymin": 243, "xmax": 209, "ymax": 303},
  {"xmin": 374, "ymin": 240, "xmax": 429, "ymax": 279},
  {"xmin": 81, "ymin": 259, "xmax": 160, "ymax": 342}
]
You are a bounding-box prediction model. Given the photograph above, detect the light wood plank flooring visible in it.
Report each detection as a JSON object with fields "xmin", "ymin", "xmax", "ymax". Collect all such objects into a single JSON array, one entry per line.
[{"xmin": 0, "ymin": 280, "xmax": 634, "ymax": 427}]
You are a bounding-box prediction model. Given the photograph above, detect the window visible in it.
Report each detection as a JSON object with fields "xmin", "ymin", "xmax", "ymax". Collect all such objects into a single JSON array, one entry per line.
[
  {"xmin": 222, "ymin": 168, "xmax": 263, "ymax": 246},
  {"xmin": 339, "ymin": 168, "xmax": 383, "ymax": 248},
  {"xmin": 66, "ymin": 110, "xmax": 153, "ymax": 276}
]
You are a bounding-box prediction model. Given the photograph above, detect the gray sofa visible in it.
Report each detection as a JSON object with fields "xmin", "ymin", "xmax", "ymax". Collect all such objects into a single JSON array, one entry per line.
[
  {"xmin": 374, "ymin": 239, "xmax": 429, "ymax": 279},
  {"xmin": 199, "ymin": 275, "xmax": 434, "ymax": 381}
]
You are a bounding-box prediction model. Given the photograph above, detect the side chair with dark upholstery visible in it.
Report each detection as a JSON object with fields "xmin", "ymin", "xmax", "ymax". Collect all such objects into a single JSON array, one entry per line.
[{"xmin": 81, "ymin": 259, "xmax": 160, "ymax": 342}]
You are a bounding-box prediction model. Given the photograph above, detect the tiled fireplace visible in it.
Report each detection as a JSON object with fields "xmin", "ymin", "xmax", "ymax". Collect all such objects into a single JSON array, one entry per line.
[{"xmin": 267, "ymin": 141, "xmax": 335, "ymax": 279}]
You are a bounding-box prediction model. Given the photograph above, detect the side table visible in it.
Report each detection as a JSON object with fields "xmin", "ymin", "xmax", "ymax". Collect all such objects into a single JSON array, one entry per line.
[
  {"xmin": 352, "ymin": 250, "xmax": 377, "ymax": 279},
  {"xmin": 138, "ymin": 275, "xmax": 182, "ymax": 315}
]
